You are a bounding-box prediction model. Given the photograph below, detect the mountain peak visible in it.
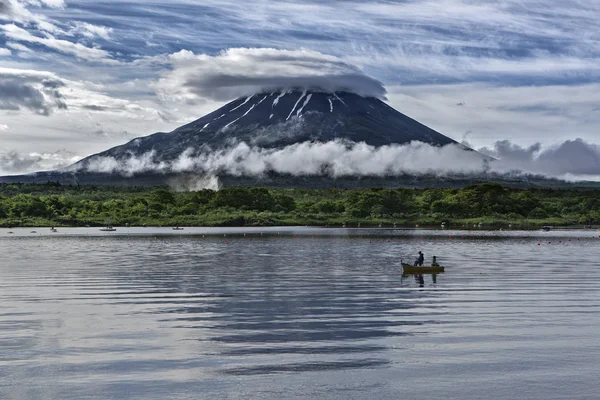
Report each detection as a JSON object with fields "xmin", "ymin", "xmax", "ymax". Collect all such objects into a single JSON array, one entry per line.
[{"xmin": 74, "ymin": 90, "xmax": 459, "ymax": 169}]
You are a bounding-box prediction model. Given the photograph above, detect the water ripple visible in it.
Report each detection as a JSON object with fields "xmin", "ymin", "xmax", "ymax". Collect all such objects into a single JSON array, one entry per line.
[{"xmin": 1, "ymin": 232, "xmax": 600, "ymax": 399}]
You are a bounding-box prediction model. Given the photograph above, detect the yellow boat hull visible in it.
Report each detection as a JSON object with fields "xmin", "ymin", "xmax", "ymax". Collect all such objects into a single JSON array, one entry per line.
[{"xmin": 401, "ymin": 264, "xmax": 445, "ymax": 274}]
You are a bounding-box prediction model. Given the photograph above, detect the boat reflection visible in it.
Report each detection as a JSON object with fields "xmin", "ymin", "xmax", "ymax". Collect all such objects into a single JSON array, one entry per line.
[{"xmin": 401, "ymin": 273, "xmax": 438, "ymax": 286}]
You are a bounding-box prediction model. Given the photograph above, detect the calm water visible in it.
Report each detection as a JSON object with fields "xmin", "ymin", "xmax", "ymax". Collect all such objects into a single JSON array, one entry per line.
[{"xmin": 1, "ymin": 229, "xmax": 600, "ymax": 400}]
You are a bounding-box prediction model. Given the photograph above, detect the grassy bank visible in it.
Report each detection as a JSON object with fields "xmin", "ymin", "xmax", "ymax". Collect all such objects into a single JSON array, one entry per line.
[{"xmin": 1, "ymin": 183, "xmax": 599, "ymax": 228}]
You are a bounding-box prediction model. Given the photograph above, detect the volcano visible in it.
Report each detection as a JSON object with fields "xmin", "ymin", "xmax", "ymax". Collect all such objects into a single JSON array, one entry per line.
[
  {"xmin": 1, "ymin": 89, "xmax": 496, "ymax": 187},
  {"xmin": 80, "ymin": 90, "xmax": 460, "ymax": 163}
]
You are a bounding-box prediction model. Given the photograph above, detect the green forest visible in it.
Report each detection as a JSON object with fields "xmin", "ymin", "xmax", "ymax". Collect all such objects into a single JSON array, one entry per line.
[{"xmin": 1, "ymin": 182, "xmax": 599, "ymax": 228}]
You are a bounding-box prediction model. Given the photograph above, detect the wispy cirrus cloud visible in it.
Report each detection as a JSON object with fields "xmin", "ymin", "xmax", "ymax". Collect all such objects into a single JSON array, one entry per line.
[
  {"xmin": 1, "ymin": 23, "xmax": 116, "ymax": 62},
  {"xmin": 386, "ymin": 82, "xmax": 600, "ymax": 147},
  {"xmin": 71, "ymin": 21, "xmax": 112, "ymax": 40},
  {"xmin": 0, "ymin": 66, "xmax": 176, "ymax": 155},
  {"xmin": 0, "ymin": 0, "xmax": 599, "ymax": 178}
]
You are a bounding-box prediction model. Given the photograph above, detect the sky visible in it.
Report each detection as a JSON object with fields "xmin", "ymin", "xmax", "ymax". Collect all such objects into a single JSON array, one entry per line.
[{"xmin": 0, "ymin": 0, "xmax": 599, "ymax": 175}]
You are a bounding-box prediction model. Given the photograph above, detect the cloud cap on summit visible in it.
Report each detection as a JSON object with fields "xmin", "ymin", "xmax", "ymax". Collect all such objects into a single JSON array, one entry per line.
[{"xmin": 156, "ymin": 48, "xmax": 387, "ymax": 103}]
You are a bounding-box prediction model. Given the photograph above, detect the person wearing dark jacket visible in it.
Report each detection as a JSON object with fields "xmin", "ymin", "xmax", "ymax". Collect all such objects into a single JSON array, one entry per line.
[{"xmin": 414, "ymin": 251, "xmax": 424, "ymax": 266}]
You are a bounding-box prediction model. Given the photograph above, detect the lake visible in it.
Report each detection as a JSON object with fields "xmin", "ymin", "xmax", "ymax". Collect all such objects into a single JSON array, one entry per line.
[{"xmin": 1, "ymin": 228, "xmax": 600, "ymax": 399}]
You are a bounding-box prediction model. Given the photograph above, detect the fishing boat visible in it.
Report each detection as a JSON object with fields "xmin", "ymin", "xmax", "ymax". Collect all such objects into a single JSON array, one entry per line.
[
  {"xmin": 172, "ymin": 227, "xmax": 184, "ymax": 230},
  {"xmin": 401, "ymin": 262, "xmax": 445, "ymax": 274},
  {"xmin": 100, "ymin": 225, "xmax": 117, "ymax": 232}
]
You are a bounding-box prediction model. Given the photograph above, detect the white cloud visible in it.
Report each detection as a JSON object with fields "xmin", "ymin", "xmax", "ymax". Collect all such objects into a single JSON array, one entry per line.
[
  {"xmin": 0, "ymin": 66, "xmax": 192, "ymax": 156},
  {"xmin": 72, "ymin": 22, "xmax": 112, "ymax": 40},
  {"xmin": 0, "ymin": 66, "xmax": 170, "ymax": 122},
  {"xmin": 0, "ymin": 66, "xmax": 67, "ymax": 115},
  {"xmin": 0, "ymin": 148, "xmax": 80, "ymax": 175},
  {"xmin": 32, "ymin": 0, "xmax": 65, "ymax": 8},
  {"xmin": 82, "ymin": 140, "xmax": 487, "ymax": 177},
  {"xmin": 0, "ymin": 0, "xmax": 33, "ymax": 22},
  {"xmin": 0, "ymin": 0, "xmax": 63, "ymax": 31},
  {"xmin": 75, "ymin": 136, "xmax": 600, "ymax": 182},
  {"xmin": 155, "ymin": 48, "xmax": 387, "ymax": 103},
  {"xmin": 480, "ymin": 139, "xmax": 600, "ymax": 177},
  {"xmin": 386, "ymin": 83, "xmax": 600, "ymax": 147},
  {"xmin": 79, "ymin": 137, "xmax": 600, "ymax": 182},
  {"xmin": 0, "ymin": 47, "xmax": 10, "ymax": 55},
  {"xmin": 1, "ymin": 23, "xmax": 116, "ymax": 63},
  {"xmin": 5, "ymin": 41, "xmax": 31, "ymax": 52},
  {"xmin": 1, "ymin": 0, "xmax": 599, "ymax": 173}
]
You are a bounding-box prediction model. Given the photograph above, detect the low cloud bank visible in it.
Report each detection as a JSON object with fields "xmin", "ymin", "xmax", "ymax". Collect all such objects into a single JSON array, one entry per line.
[
  {"xmin": 82, "ymin": 141, "xmax": 487, "ymax": 177},
  {"xmin": 156, "ymin": 48, "xmax": 387, "ymax": 103},
  {"xmin": 4, "ymin": 138, "xmax": 600, "ymax": 183},
  {"xmin": 75, "ymin": 138, "xmax": 600, "ymax": 183},
  {"xmin": 0, "ymin": 149, "xmax": 80, "ymax": 175},
  {"xmin": 479, "ymin": 139, "xmax": 600, "ymax": 178}
]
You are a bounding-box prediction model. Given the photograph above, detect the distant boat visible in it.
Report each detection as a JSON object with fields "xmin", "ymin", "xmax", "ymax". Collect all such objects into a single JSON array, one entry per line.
[
  {"xmin": 50, "ymin": 227, "xmax": 57, "ymax": 232},
  {"xmin": 100, "ymin": 226, "xmax": 117, "ymax": 232},
  {"xmin": 30, "ymin": 231, "xmax": 37, "ymax": 234},
  {"xmin": 542, "ymin": 226, "xmax": 552, "ymax": 231},
  {"xmin": 172, "ymin": 227, "xmax": 184, "ymax": 231},
  {"xmin": 401, "ymin": 262, "xmax": 445, "ymax": 274}
]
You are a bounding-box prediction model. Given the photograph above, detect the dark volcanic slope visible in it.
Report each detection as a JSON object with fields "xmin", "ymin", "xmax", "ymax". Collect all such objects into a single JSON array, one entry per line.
[
  {"xmin": 77, "ymin": 90, "xmax": 459, "ymax": 165},
  {"xmin": 1, "ymin": 90, "xmax": 480, "ymax": 186}
]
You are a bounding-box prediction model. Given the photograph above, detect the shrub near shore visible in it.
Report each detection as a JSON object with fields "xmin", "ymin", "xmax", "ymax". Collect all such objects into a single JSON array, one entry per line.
[{"xmin": 0, "ymin": 183, "xmax": 599, "ymax": 228}]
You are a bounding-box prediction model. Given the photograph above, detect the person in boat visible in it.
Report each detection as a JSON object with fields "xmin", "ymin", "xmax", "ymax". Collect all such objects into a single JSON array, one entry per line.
[
  {"xmin": 431, "ymin": 256, "xmax": 440, "ymax": 267},
  {"xmin": 414, "ymin": 251, "xmax": 424, "ymax": 266}
]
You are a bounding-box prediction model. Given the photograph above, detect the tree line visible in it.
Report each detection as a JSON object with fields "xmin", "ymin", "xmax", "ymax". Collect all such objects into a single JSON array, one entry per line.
[{"xmin": 0, "ymin": 182, "xmax": 599, "ymax": 228}]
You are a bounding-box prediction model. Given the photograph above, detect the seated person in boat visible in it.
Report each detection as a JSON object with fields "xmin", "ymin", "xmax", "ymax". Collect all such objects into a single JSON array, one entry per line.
[
  {"xmin": 414, "ymin": 251, "xmax": 424, "ymax": 266},
  {"xmin": 431, "ymin": 256, "xmax": 440, "ymax": 267}
]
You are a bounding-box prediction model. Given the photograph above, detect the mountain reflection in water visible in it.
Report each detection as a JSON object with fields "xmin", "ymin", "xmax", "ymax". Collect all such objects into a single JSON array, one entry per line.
[{"xmin": 1, "ymin": 230, "xmax": 600, "ymax": 400}]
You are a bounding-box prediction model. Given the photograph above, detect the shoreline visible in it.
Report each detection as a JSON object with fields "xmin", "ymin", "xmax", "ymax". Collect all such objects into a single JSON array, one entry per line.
[
  {"xmin": 2, "ymin": 225, "xmax": 599, "ymax": 235},
  {"xmin": 1, "ymin": 221, "xmax": 598, "ymax": 230}
]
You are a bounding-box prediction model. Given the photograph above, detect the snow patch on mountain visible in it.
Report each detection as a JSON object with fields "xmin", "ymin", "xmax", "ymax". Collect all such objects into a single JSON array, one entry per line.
[{"xmin": 287, "ymin": 90, "xmax": 308, "ymax": 120}]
